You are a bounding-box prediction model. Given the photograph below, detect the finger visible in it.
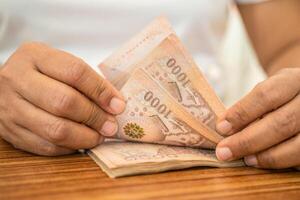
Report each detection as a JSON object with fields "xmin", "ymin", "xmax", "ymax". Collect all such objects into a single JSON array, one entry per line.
[
  {"xmin": 216, "ymin": 94, "xmax": 300, "ymax": 161},
  {"xmin": 244, "ymin": 134, "xmax": 300, "ymax": 169},
  {"xmin": 0, "ymin": 122, "xmax": 74, "ymax": 156},
  {"xmin": 20, "ymin": 42, "xmax": 125, "ymax": 115},
  {"xmin": 216, "ymin": 71, "xmax": 300, "ymax": 135},
  {"xmin": 14, "ymin": 94, "xmax": 104, "ymax": 149},
  {"xmin": 16, "ymin": 69, "xmax": 118, "ymax": 137},
  {"xmin": 0, "ymin": 120, "xmax": 18, "ymax": 147}
]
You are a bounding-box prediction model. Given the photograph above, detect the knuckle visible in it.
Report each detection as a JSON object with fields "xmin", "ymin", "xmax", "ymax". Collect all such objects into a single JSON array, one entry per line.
[
  {"xmin": 0, "ymin": 72, "xmax": 8, "ymax": 86},
  {"xmin": 40, "ymin": 144, "xmax": 60, "ymax": 156},
  {"xmin": 12, "ymin": 143, "xmax": 23, "ymax": 151},
  {"xmin": 68, "ymin": 58, "xmax": 87, "ymax": 84},
  {"xmin": 272, "ymin": 110, "xmax": 298, "ymax": 136},
  {"xmin": 47, "ymin": 119, "xmax": 69, "ymax": 143},
  {"xmin": 52, "ymin": 91, "xmax": 76, "ymax": 115},
  {"xmin": 90, "ymin": 79, "xmax": 107, "ymax": 100},
  {"xmin": 98, "ymin": 83, "xmax": 114, "ymax": 105},
  {"xmin": 228, "ymin": 102, "xmax": 251, "ymax": 125},
  {"xmin": 1, "ymin": 56, "xmax": 23, "ymax": 81},
  {"xmin": 254, "ymin": 82, "xmax": 272, "ymax": 103},
  {"xmin": 254, "ymin": 81, "xmax": 282, "ymax": 109},
  {"xmin": 257, "ymin": 152, "xmax": 280, "ymax": 169},
  {"xmin": 278, "ymin": 68, "xmax": 300, "ymax": 88},
  {"xmin": 15, "ymin": 42, "xmax": 49, "ymax": 64},
  {"xmin": 84, "ymin": 104, "xmax": 106, "ymax": 128},
  {"xmin": 235, "ymin": 135, "xmax": 253, "ymax": 155},
  {"xmin": 0, "ymin": 96, "xmax": 17, "ymax": 123},
  {"xmin": 0, "ymin": 77, "xmax": 14, "ymax": 98},
  {"xmin": 18, "ymin": 41, "xmax": 47, "ymax": 54}
]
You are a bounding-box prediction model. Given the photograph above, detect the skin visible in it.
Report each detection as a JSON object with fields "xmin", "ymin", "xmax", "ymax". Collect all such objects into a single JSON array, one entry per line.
[
  {"xmin": 0, "ymin": 42, "xmax": 126, "ymax": 156},
  {"xmin": 216, "ymin": 0, "xmax": 300, "ymax": 169},
  {"xmin": 0, "ymin": 1, "xmax": 299, "ymax": 170}
]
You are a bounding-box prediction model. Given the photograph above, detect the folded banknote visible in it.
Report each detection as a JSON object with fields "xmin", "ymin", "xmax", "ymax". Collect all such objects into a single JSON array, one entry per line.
[{"xmin": 90, "ymin": 16, "xmax": 244, "ymax": 178}]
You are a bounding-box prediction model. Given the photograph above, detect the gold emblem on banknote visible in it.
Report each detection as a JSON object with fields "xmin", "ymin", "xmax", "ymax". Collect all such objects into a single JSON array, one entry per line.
[{"xmin": 123, "ymin": 123, "xmax": 145, "ymax": 139}]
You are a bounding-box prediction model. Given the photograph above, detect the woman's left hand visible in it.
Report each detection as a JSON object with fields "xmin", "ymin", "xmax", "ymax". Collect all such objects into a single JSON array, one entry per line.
[{"xmin": 216, "ymin": 68, "xmax": 300, "ymax": 169}]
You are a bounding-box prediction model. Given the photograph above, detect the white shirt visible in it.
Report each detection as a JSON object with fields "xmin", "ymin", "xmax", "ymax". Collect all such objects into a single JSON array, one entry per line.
[{"xmin": 0, "ymin": 0, "xmax": 266, "ymax": 105}]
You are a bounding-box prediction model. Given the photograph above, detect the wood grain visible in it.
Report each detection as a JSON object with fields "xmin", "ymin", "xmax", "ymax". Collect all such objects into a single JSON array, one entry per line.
[{"xmin": 0, "ymin": 138, "xmax": 300, "ymax": 200}]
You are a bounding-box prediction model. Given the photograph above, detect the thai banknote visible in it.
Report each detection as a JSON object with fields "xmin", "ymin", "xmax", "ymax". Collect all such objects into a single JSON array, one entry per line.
[
  {"xmin": 114, "ymin": 67, "xmax": 222, "ymax": 148},
  {"xmin": 89, "ymin": 140, "xmax": 244, "ymax": 178},
  {"xmin": 89, "ymin": 17, "xmax": 240, "ymax": 178},
  {"xmin": 114, "ymin": 34, "xmax": 224, "ymax": 131},
  {"xmin": 99, "ymin": 16, "xmax": 174, "ymax": 88},
  {"xmin": 100, "ymin": 16, "xmax": 225, "ymax": 146}
]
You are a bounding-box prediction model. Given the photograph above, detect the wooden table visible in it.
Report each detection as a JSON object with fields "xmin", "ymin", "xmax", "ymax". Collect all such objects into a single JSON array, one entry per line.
[{"xmin": 1, "ymin": 138, "xmax": 300, "ymax": 200}]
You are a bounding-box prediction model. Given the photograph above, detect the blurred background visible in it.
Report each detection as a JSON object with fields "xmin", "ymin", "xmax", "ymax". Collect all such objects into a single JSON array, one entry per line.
[{"xmin": 0, "ymin": 0, "xmax": 265, "ymax": 106}]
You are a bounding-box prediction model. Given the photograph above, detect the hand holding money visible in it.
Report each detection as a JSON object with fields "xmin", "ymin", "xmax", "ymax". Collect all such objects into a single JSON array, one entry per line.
[
  {"xmin": 90, "ymin": 17, "xmax": 244, "ymax": 178},
  {"xmin": 216, "ymin": 67, "xmax": 300, "ymax": 169},
  {"xmin": 0, "ymin": 42, "xmax": 126, "ymax": 156}
]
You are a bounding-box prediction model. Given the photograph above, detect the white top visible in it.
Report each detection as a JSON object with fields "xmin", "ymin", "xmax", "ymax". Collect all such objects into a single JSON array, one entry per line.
[{"xmin": 0, "ymin": 0, "xmax": 266, "ymax": 105}]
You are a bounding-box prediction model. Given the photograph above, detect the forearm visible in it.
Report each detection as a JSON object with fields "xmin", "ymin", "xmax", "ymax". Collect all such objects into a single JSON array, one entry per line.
[
  {"xmin": 238, "ymin": 0, "xmax": 300, "ymax": 75},
  {"xmin": 266, "ymin": 41, "xmax": 300, "ymax": 75}
]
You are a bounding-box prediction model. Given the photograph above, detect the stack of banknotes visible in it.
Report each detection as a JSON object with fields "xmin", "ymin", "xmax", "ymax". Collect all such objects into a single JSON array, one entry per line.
[{"xmin": 88, "ymin": 16, "xmax": 244, "ymax": 178}]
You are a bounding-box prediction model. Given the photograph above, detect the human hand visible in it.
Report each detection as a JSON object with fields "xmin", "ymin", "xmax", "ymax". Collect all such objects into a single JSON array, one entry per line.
[
  {"xmin": 216, "ymin": 68, "xmax": 300, "ymax": 169},
  {"xmin": 0, "ymin": 42, "xmax": 126, "ymax": 156}
]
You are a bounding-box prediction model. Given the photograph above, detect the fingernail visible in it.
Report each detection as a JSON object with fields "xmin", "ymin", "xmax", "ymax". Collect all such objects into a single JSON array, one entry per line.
[
  {"xmin": 216, "ymin": 147, "xmax": 233, "ymax": 161},
  {"xmin": 100, "ymin": 120, "xmax": 118, "ymax": 137},
  {"xmin": 244, "ymin": 155, "xmax": 258, "ymax": 166},
  {"xmin": 216, "ymin": 120, "xmax": 232, "ymax": 135},
  {"xmin": 109, "ymin": 97, "xmax": 126, "ymax": 114}
]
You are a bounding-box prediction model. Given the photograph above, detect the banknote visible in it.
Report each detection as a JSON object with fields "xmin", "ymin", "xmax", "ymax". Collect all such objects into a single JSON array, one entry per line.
[
  {"xmin": 113, "ymin": 34, "xmax": 224, "ymax": 131},
  {"xmin": 89, "ymin": 140, "xmax": 244, "ymax": 178},
  {"xmin": 99, "ymin": 16, "xmax": 174, "ymax": 88},
  {"xmin": 89, "ymin": 17, "xmax": 239, "ymax": 178},
  {"xmin": 100, "ymin": 34, "xmax": 224, "ymax": 118},
  {"xmin": 100, "ymin": 17, "xmax": 224, "ymax": 118},
  {"xmin": 114, "ymin": 67, "xmax": 222, "ymax": 148},
  {"xmin": 100, "ymin": 16, "xmax": 225, "ymax": 145}
]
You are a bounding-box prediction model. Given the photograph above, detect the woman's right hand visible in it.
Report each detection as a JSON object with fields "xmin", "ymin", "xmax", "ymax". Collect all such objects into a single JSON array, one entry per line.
[{"xmin": 0, "ymin": 42, "xmax": 126, "ymax": 156}]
